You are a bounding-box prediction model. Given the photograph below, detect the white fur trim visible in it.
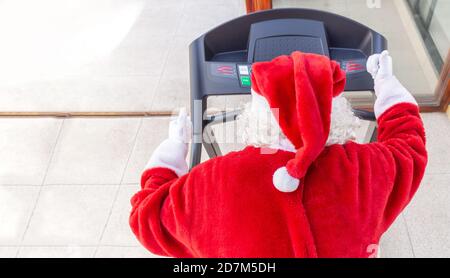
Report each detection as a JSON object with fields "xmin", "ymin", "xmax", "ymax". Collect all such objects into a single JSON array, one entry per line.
[
  {"xmin": 374, "ymin": 76, "xmax": 418, "ymax": 118},
  {"xmin": 273, "ymin": 167, "xmax": 300, "ymax": 192},
  {"xmin": 327, "ymin": 95, "xmax": 360, "ymax": 146}
]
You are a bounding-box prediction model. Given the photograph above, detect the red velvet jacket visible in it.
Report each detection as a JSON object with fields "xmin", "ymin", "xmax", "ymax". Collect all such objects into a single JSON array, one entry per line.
[{"xmin": 129, "ymin": 103, "xmax": 427, "ymax": 258}]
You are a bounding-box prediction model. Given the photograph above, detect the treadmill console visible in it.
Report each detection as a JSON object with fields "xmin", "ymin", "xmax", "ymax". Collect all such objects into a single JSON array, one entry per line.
[{"xmin": 190, "ymin": 9, "xmax": 387, "ymax": 98}]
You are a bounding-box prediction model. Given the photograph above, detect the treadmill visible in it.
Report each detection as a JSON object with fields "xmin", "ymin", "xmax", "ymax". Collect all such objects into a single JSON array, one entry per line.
[{"xmin": 189, "ymin": 8, "xmax": 387, "ymax": 169}]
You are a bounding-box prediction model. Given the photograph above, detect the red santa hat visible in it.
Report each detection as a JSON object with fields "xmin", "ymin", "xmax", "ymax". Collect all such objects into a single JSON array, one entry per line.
[{"xmin": 251, "ymin": 51, "xmax": 346, "ymax": 193}]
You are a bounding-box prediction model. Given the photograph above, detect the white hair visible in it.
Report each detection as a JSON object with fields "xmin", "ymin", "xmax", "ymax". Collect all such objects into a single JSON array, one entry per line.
[{"xmin": 239, "ymin": 95, "xmax": 360, "ymax": 151}]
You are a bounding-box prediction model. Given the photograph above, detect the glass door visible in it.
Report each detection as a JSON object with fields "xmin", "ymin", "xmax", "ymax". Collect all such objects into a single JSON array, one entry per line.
[{"xmin": 407, "ymin": 0, "xmax": 449, "ymax": 72}]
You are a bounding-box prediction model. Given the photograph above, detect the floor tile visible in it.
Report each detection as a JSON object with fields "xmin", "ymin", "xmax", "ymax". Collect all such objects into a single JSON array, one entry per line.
[
  {"xmin": 276, "ymin": 0, "xmax": 348, "ymax": 14},
  {"xmin": 150, "ymin": 75, "xmax": 190, "ymax": 111},
  {"xmin": 0, "ymin": 247, "xmax": 18, "ymax": 258},
  {"xmin": 150, "ymin": 36, "xmax": 191, "ymax": 111},
  {"xmin": 101, "ymin": 185, "xmax": 141, "ymax": 246},
  {"xmin": 45, "ymin": 118, "xmax": 141, "ymax": 185},
  {"xmin": 95, "ymin": 246, "xmax": 164, "ymax": 258},
  {"xmin": 0, "ymin": 118, "xmax": 61, "ymax": 185},
  {"xmin": 0, "ymin": 186, "xmax": 40, "ymax": 245},
  {"xmin": 177, "ymin": 0, "xmax": 242, "ymax": 39},
  {"xmin": 17, "ymin": 246, "xmax": 96, "ymax": 258},
  {"xmin": 0, "ymin": 0, "xmax": 177, "ymax": 112},
  {"xmin": 23, "ymin": 185, "xmax": 117, "ymax": 246},
  {"xmin": 123, "ymin": 2, "xmax": 185, "ymax": 40},
  {"xmin": 86, "ymin": 35, "xmax": 171, "ymax": 77},
  {"xmin": 0, "ymin": 76, "xmax": 159, "ymax": 112},
  {"xmin": 122, "ymin": 117, "xmax": 170, "ymax": 184},
  {"xmin": 82, "ymin": 3, "xmax": 179, "ymax": 78},
  {"xmin": 379, "ymin": 215, "xmax": 415, "ymax": 258},
  {"xmin": 403, "ymin": 174, "xmax": 450, "ymax": 257},
  {"xmin": 421, "ymin": 113, "xmax": 450, "ymax": 175}
]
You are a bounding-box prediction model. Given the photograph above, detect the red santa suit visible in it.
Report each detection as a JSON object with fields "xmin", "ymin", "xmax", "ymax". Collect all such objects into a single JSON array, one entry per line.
[{"xmin": 129, "ymin": 51, "xmax": 427, "ymax": 258}]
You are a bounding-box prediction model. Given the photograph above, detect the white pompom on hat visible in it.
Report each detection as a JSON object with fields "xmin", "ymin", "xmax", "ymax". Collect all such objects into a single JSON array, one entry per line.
[
  {"xmin": 273, "ymin": 166, "xmax": 300, "ymax": 192},
  {"xmin": 250, "ymin": 51, "xmax": 347, "ymax": 192}
]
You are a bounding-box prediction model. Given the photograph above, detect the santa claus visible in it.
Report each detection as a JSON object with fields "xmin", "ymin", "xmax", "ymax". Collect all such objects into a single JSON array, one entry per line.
[{"xmin": 129, "ymin": 51, "xmax": 427, "ymax": 258}]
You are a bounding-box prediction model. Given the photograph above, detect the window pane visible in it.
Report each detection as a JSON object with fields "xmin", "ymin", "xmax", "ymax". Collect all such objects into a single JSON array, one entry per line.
[
  {"xmin": 429, "ymin": 0, "xmax": 450, "ymax": 60},
  {"xmin": 418, "ymin": 0, "xmax": 433, "ymax": 22}
]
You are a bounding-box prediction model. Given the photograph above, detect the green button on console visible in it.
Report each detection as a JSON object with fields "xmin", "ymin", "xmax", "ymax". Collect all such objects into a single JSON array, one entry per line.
[{"xmin": 240, "ymin": 75, "xmax": 251, "ymax": 87}]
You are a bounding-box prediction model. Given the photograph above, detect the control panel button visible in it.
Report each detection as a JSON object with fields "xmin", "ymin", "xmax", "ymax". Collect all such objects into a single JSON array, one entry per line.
[
  {"xmin": 240, "ymin": 75, "xmax": 251, "ymax": 87},
  {"xmin": 238, "ymin": 65, "xmax": 249, "ymax": 75},
  {"xmin": 237, "ymin": 64, "xmax": 252, "ymax": 87}
]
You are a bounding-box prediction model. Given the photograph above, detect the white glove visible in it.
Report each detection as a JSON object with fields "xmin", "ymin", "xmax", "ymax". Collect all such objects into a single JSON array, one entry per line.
[
  {"xmin": 366, "ymin": 51, "xmax": 417, "ymax": 118},
  {"xmin": 366, "ymin": 50, "xmax": 393, "ymax": 81},
  {"xmin": 145, "ymin": 108, "xmax": 192, "ymax": 177}
]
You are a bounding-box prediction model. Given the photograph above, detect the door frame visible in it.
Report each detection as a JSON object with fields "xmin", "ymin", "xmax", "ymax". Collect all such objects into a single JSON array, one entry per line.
[{"xmin": 245, "ymin": 0, "xmax": 272, "ymax": 13}]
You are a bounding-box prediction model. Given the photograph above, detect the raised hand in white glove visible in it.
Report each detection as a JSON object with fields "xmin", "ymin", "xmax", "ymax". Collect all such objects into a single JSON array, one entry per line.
[
  {"xmin": 366, "ymin": 50, "xmax": 417, "ymax": 118},
  {"xmin": 145, "ymin": 108, "xmax": 192, "ymax": 176}
]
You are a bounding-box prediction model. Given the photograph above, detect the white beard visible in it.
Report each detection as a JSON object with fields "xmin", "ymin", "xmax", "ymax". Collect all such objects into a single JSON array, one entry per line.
[
  {"xmin": 327, "ymin": 95, "xmax": 361, "ymax": 145},
  {"xmin": 239, "ymin": 92, "xmax": 360, "ymax": 151}
]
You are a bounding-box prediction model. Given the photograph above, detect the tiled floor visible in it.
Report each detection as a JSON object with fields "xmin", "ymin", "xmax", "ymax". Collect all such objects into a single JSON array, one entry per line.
[
  {"xmin": 0, "ymin": 112, "xmax": 449, "ymax": 258},
  {"xmin": 0, "ymin": 0, "xmax": 438, "ymax": 112}
]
